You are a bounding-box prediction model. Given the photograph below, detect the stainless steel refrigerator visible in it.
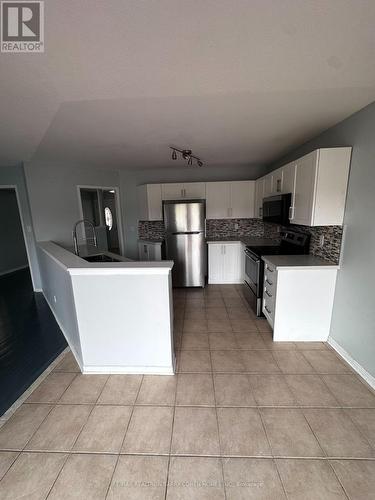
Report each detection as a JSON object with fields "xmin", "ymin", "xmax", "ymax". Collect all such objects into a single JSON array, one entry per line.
[{"xmin": 164, "ymin": 200, "xmax": 206, "ymax": 287}]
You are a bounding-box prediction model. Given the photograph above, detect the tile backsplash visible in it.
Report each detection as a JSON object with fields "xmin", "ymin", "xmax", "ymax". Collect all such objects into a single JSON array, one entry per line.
[
  {"xmin": 139, "ymin": 218, "xmax": 343, "ymax": 264},
  {"xmin": 138, "ymin": 220, "xmax": 165, "ymax": 240}
]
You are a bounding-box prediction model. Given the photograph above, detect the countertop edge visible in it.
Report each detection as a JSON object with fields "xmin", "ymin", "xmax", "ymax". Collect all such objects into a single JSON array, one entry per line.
[
  {"xmin": 38, "ymin": 241, "xmax": 174, "ymax": 274},
  {"xmin": 262, "ymin": 255, "xmax": 340, "ymax": 270}
]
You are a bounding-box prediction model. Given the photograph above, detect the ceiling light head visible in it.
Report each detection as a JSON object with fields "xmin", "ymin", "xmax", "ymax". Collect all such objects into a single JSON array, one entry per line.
[
  {"xmin": 188, "ymin": 156, "xmax": 193, "ymax": 165},
  {"xmin": 197, "ymin": 160, "xmax": 203, "ymax": 167},
  {"xmin": 172, "ymin": 149, "xmax": 177, "ymax": 160},
  {"xmin": 182, "ymin": 149, "xmax": 192, "ymax": 160}
]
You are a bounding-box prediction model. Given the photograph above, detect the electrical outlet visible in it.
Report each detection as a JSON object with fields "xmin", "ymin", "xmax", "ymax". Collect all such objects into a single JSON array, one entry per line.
[
  {"xmin": 234, "ymin": 223, "xmax": 239, "ymax": 230},
  {"xmin": 319, "ymin": 235, "xmax": 325, "ymax": 247}
]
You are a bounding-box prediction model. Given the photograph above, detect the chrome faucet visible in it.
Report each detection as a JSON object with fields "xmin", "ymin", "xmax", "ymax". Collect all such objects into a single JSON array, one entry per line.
[{"xmin": 72, "ymin": 219, "xmax": 98, "ymax": 256}]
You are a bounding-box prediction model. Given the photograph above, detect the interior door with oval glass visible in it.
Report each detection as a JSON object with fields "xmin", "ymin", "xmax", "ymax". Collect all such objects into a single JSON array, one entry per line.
[{"xmin": 79, "ymin": 187, "xmax": 122, "ymax": 254}]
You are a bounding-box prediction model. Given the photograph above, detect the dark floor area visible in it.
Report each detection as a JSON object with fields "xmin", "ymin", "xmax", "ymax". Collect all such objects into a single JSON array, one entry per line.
[{"xmin": 0, "ymin": 268, "xmax": 67, "ymax": 416}]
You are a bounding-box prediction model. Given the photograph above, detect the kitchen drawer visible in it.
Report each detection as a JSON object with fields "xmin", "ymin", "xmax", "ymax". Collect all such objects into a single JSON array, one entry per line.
[
  {"xmin": 262, "ymin": 294, "xmax": 274, "ymax": 327},
  {"xmin": 264, "ymin": 268, "xmax": 277, "ymax": 296},
  {"xmin": 263, "ymin": 283, "xmax": 275, "ymax": 308}
]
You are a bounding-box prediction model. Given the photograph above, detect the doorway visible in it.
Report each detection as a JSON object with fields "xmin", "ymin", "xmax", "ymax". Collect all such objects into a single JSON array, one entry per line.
[
  {"xmin": 0, "ymin": 188, "xmax": 29, "ymax": 277},
  {"xmin": 77, "ymin": 186, "xmax": 124, "ymax": 255}
]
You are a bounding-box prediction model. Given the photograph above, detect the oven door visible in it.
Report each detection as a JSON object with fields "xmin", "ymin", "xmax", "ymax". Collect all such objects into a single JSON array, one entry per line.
[
  {"xmin": 244, "ymin": 249, "xmax": 261, "ymax": 294},
  {"xmin": 243, "ymin": 249, "xmax": 263, "ymax": 316}
]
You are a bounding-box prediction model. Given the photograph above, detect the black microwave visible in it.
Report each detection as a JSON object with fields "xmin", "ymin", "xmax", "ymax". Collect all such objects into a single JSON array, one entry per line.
[{"xmin": 262, "ymin": 193, "xmax": 292, "ymax": 225}]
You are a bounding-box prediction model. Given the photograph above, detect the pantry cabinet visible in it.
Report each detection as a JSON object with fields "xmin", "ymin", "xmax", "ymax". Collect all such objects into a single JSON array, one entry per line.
[
  {"xmin": 137, "ymin": 184, "xmax": 162, "ymax": 221},
  {"xmin": 208, "ymin": 242, "xmax": 244, "ymax": 284}
]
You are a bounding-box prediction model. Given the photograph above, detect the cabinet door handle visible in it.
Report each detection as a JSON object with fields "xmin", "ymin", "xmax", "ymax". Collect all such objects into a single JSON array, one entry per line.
[
  {"xmin": 259, "ymin": 207, "xmax": 262, "ymax": 217},
  {"xmin": 276, "ymin": 179, "xmax": 281, "ymax": 192},
  {"xmin": 289, "ymin": 206, "xmax": 295, "ymax": 220},
  {"xmin": 223, "ymin": 245, "xmax": 226, "ymax": 255}
]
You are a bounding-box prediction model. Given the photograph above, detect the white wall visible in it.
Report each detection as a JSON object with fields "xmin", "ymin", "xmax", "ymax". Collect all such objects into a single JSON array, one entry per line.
[
  {"xmin": 38, "ymin": 245, "xmax": 82, "ymax": 362},
  {"xmin": 266, "ymin": 101, "xmax": 375, "ymax": 379},
  {"xmin": 0, "ymin": 189, "xmax": 28, "ymax": 275},
  {"xmin": 24, "ymin": 161, "xmax": 121, "ymax": 249}
]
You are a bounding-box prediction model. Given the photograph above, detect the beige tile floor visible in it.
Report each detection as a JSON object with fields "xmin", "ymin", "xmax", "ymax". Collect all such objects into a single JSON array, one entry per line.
[{"xmin": 1, "ymin": 284, "xmax": 375, "ymax": 498}]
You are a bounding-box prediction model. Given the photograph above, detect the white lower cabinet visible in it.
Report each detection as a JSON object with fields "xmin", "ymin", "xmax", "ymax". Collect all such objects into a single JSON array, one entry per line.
[
  {"xmin": 262, "ymin": 259, "xmax": 338, "ymax": 341},
  {"xmin": 138, "ymin": 241, "xmax": 162, "ymax": 261},
  {"xmin": 208, "ymin": 242, "xmax": 244, "ymax": 284}
]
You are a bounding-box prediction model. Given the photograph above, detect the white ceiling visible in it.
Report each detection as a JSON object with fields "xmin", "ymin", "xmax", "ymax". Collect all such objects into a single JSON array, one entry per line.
[{"xmin": 1, "ymin": 0, "xmax": 375, "ymax": 170}]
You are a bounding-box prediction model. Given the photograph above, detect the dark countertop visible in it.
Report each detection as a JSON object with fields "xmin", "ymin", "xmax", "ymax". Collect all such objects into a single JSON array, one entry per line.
[
  {"xmin": 138, "ymin": 238, "xmax": 164, "ymax": 244},
  {"xmin": 206, "ymin": 236, "xmax": 280, "ymax": 246}
]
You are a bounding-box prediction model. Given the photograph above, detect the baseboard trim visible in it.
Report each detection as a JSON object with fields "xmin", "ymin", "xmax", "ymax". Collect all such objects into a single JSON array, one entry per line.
[
  {"xmin": 82, "ymin": 365, "xmax": 175, "ymax": 375},
  {"xmin": 0, "ymin": 265, "xmax": 28, "ymax": 277},
  {"xmin": 328, "ymin": 337, "xmax": 375, "ymax": 391}
]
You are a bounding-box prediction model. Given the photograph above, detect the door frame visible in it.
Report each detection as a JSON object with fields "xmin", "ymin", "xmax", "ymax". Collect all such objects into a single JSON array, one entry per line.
[
  {"xmin": 0, "ymin": 185, "xmax": 36, "ymax": 288},
  {"xmin": 76, "ymin": 185, "xmax": 125, "ymax": 255}
]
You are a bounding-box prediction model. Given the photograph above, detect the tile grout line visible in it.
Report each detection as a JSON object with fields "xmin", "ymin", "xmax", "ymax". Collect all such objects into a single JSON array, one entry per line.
[
  {"xmin": 164, "ymin": 295, "xmax": 185, "ymax": 500},
  {"xmin": 44, "ymin": 373, "xmax": 111, "ymax": 499},
  {"xmin": 208, "ymin": 342, "xmax": 228, "ymax": 500},
  {"xmin": 327, "ymin": 459, "xmax": 351, "ymax": 500},
  {"xmin": 103, "ymin": 374, "xmax": 145, "ymax": 500}
]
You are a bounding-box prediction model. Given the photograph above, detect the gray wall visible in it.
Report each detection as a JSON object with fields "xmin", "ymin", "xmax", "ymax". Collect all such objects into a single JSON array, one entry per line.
[
  {"xmin": 0, "ymin": 189, "xmax": 28, "ymax": 275},
  {"xmin": 0, "ymin": 164, "xmax": 41, "ymax": 289},
  {"xmin": 266, "ymin": 102, "xmax": 375, "ymax": 378},
  {"xmin": 120, "ymin": 163, "xmax": 265, "ymax": 258},
  {"xmin": 24, "ymin": 162, "xmax": 120, "ymax": 249}
]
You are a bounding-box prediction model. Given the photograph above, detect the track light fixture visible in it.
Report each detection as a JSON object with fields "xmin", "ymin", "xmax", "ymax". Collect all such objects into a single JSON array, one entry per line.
[{"xmin": 169, "ymin": 147, "xmax": 204, "ymax": 167}]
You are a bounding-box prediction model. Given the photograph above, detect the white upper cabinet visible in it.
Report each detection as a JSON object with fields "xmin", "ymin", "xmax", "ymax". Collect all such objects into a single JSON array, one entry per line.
[
  {"xmin": 161, "ymin": 182, "xmax": 205, "ymax": 200},
  {"xmin": 161, "ymin": 183, "xmax": 185, "ymax": 200},
  {"xmin": 254, "ymin": 178, "xmax": 264, "ymax": 219},
  {"xmin": 263, "ymin": 174, "xmax": 274, "ymax": 197},
  {"xmin": 282, "ymin": 162, "xmax": 296, "ymax": 196},
  {"xmin": 272, "ymin": 168, "xmax": 283, "ymax": 194},
  {"xmin": 292, "ymin": 151, "xmax": 317, "ymax": 225},
  {"xmin": 290, "ymin": 147, "xmax": 351, "ymax": 226},
  {"xmin": 183, "ymin": 182, "xmax": 206, "ymax": 199},
  {"xmin": 206, "ymin": 182, "xmax": 231, "ymax": 219},
  {"xmin": 230, "ymin": 181, "xmax": 255, "ymax": 218},
  {"xmin": 137, "ymin": 184, "xmax": 162, "ymax": 221},
  {"xmin": 206, "ymin": 181, "xmax": 255, "ymax": 219}
]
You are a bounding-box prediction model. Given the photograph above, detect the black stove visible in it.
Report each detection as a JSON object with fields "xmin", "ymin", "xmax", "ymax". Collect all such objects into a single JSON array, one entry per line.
[{"xmin": 243, "ymin": 230, "xmax": 310, "ymax": 316}]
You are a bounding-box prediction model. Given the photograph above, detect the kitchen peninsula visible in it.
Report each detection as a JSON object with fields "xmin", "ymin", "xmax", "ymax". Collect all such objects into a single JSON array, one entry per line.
[{"xmin": 37, "ymin": 242, "xmax": 175, "ymax": 374}]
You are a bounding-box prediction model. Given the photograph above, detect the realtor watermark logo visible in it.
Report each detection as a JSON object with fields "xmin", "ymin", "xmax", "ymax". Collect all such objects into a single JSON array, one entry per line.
[{"xmin": 1, "ymin": 1, "xmax": 44, "ymax": 52}]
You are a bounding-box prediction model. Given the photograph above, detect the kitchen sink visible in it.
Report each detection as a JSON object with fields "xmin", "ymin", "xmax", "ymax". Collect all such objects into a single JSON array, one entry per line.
[{"xmin": 82, "ymin": 254, "xmax": 121, "ymax": 263}]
